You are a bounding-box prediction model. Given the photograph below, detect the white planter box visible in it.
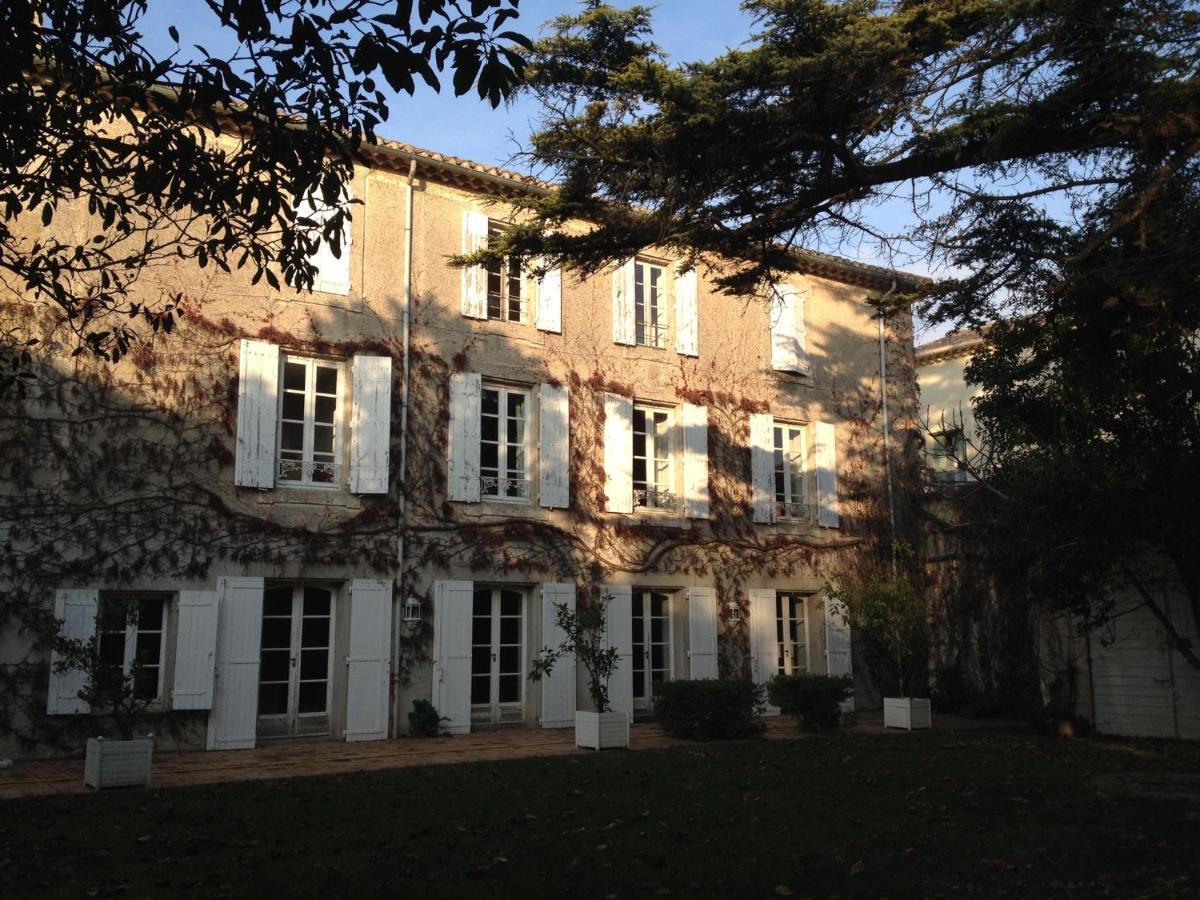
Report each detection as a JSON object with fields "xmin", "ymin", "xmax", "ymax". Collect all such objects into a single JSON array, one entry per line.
[
  {"xmin": 575, "ymin": 710, "xmax": 630, "ymax": 750},
  {"xmin": 884, "ymin": 697, "xmax": 932, "ymax": 731},
  {"xmin": 84, "ymin": 737, "xmax": 154, "ymax": 789}
]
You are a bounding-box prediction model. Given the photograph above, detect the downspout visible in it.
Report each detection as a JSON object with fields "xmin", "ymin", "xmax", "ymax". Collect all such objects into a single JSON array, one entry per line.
[
  {"xmin": 877, "ymin": 279, "xmax": 898, "ymax": 576},
  {"xmin": 392, "ymin": 158, "xmax": 417, "ymax": 737}
]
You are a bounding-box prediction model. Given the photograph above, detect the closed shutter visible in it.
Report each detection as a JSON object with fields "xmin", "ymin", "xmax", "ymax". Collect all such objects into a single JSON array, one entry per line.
[
  {"xmin": 814, "ymin": 421, "xmax": 840, "ymax": 527},
  {"xmin": 538, "ymin": 383, "xmax": 570, "ymax": 509},
  {"xmin": 674, "ymin": 268, "xmax": 699, "ymax": 357},
  {"xmin": 47, "ymin": 588, "xmax": 99, "ymax": 715},
  {"xmin": 206, "ymin": 576, "xmax": 264, "ymax": 751},
  {"xmin": 172, "ymin": 590, "xmax": 220, "ymax": 710},
  {"xmin": 681, "ymin": 402, "xmax": 710, "ymax": 518},
  {"xmin": 612, "ymin": 258, "xmax": 636, "ymax": 345},
  {"xmin": 539, "ymin": 582, "xmax": 577, "ymax": 728},
  {"xmin": 770, "ymin": 283, "xmax": 797, "ymax": 372},
  {"xmin": 432, "ymin": 579, "xmax": 473, "ymax": 735},
  {"xmin": 345, "ymin": 579, "xmax": 393, "ymax": 742},
  {"xmin": 749, "ymin": 413, "xmax": 776, "ymax": 524},
  {"xmin": 603, "ymin": 584, "xmax": 634, "ymax": 720},
  {"xmin": 793, "ymin": 290, "xmax": 809, "ymax": 374},
  {"xmin": 748, "ymin": 588, "xmax": 780, "ymax": 715},
  {"xmin": 447, "ymin": 372, "xmax": 482, "ymax": 502},
  {"xmin": 823, "ymin": 594, "xmax": 854, "ymax": 712},
  {"xmin": 349, "ymin": 354, "xmax": 392, "ymax": 494},
  {"xmin": 295, "ymin": 186, "xmax": 353, "ymax": 296},
  {"xmin": 460, "ymin": 210, "xmax": 489, "ymax": 319},
  {"xmin": 536, "ymin": 265, "xmax": 563, "ymax": 333},
  {"xmin": 234, "ymin": 339, "xmax": 280, "ymax": 489},
  {"xmin": 603, "ymin": 393, "xmax": 634, "ymax": 513},
  {"xmin": 686, "ymin": 586, "xmax": 719, "ymax": 679}
]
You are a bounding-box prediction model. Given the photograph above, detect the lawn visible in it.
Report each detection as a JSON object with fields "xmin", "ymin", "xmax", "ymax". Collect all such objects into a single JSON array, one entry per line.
[{"xmin": 3, "ymin": 729, "xmax": 1199, "ymax": 898}]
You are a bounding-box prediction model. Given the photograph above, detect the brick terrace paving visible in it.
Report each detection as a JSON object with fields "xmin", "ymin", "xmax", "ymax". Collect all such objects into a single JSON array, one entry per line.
[{"xmin": 0, "ymin": 712, "xmax": 1014, "ymax": 800}]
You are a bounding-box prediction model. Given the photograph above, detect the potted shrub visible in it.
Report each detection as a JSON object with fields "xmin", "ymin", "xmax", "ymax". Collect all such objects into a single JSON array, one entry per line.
[
  {"xmin": 52, "ymin": 602, "xmax": 156, "ymax": 788},
  {"xmin": 828, "ymin": 568, "xmax": 931, "ymax": 730},
  {"xmin": 530, "ymin": 593, "xmax": 627, "ymax": 749}
]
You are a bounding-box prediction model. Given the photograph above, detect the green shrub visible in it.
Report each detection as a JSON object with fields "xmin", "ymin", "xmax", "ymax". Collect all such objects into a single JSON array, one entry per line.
[
  {"xmin": 652, "ymin": 679, "xmax": 766, "ymax": 741},
  {"xmin": 767, "ymin": 673, "xmax": 853, "ymax": 731},
  {"xmin": 407, "ymin": 699, "xmax": 447, "ymax": 737}
]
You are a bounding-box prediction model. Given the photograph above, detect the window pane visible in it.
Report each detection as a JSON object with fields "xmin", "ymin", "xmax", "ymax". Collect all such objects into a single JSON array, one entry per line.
[
  {"xmin": 315, "ymin": 365, "xmax": 337, "ymax": 395},
  {"xmin": 472, "ymin": 590, "xmax": 491, "ymax": 616},
  {"xmin": 138, "ymin": 597, "xmax": 164, "ymax": 631},
  {"xmin": 135, "ymin": 631, "xmax": 161, "ymax": 666},
  {"xmin": 471, "ymin": 675, "xmax": 490, "ymax": 705},
  {"xmin": 312, "ymin": 425, "xmax": 334, "ymax": 455},
  {"xmin": 499, "ymin": 673, "xmax": 520, "ymax": 703},
  {"xmin": 482, "ymin": 389, "xmax": 499, "ymax": 416},
  {"xmin": 472, "ymin": 616, "xmax": 490, "ymax": 645},
  {"xmin": 499, "ymin": 646, "xmax": 520, "ymax": 674},
  {"xmin": 282, "ymin": 392, "xmax": 305, "ymax": 421},
  {"xmin": 480, "ymin": 443, "xmax": 499, "ymax": 474},
  {"xmin": 300, "ymin": 649, "xmax": 328, "ymax": 679},
  {"xmin": 298, "ymin": 681, "xmax": 327, "ymax": 714},
  {"xmin": 314, "ymin": 395, "xmax": 337, "ymax": 425},
  {"xmin": 500, "ymin": 616, "xmax": 520, "ymax": 646},
  {"xmin": 303, "ymin": 587, "xmax": 331, "ymax": 617},
  {"xmin": 301, "ymin": 615, "xmax": 329, "ymax": 648},
  {"xmin": 259, "ymin": 649, "xmax": 290, "ymax": 682},
  {"xmin": 134, "ymin": 666, "xmax": 159, "ymax": 701},
  {"xmin": 500, "ymin": 590, "xmax": 522, "ymax": 617},
  {"xmin": 263, "ymin": 587, "xmax": 293, "ymax": 617},
  {"xmin": 633, "ymin": 408, "xmax": 646, "ymax": 432},
  {"xmin": 258, "ymin": 682, "xmax": 288, "ymax": 715},
  {"xmin": 283, "ymin": 361, "xmax": 306, "ymax": 391},
  {"xmin": 99, "ymin": 632, "xmax": 125, "ymax": 668},
  {"xmin": 261, "ymin": 617, "xmax": 291, "ymax": 650},
  {"xmin": 281, "ymin": 421, "xmax": 304, "ymax": 453},
  {"xmin": 471, "ymin": 646, "xmax": 491, "ymax": 675}
]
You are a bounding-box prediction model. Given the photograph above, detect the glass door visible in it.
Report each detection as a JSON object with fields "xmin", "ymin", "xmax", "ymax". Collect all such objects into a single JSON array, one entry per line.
[
  {"xmin": 257, "ymin": 584, "xmax": 334, "ymax": 738},
  {"xmin": 775, "ymin": 593, "xmax": 809, "ymax": 675},
  {"xmin": 632, "ymin": 590, "xmax": 672, "ymax": 711},
  {"xmin": 470, "ymin": 587, "xmax": 525, "ymax": 724}
]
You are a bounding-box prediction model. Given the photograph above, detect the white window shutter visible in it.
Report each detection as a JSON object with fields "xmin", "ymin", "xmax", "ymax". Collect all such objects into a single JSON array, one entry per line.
[
  {"xmin": 350, "ymin": 354, "xmax": 393, "ymax": 494},
  {"xmin": 296, "ymin": 186, "xmax": 353, "ymax": 296},
  {"xmin": 447, "ymin": 372, "xmax": 482, "ymax": 502},
  {"xmin": 749, "ymin": 412, "xmax": 776, "ymax": 524},
  {"xmin": 681, "ymin": 402, "xmax": 710, "ymax": 519},
  {"xmin": 686, "ymin": 586, "xmax": 719, "ymax": 679},
  {"xmin": 345, "ymin": 579, "xmax": 393, "ymax": 741},
  {"xmin": 793, "ymin": 290, "xmax": 809, "ymax": 374},
  {"xmin": 172, "ymin": 590, "xmax": 220, "ymax": 710},
  {"xmin": 770, "ymin": 283, "xmax": 808, "ymax": 374},
  {"xmin": 814, "ymin": 421, "xmax": 840, "ymax": 527},
  {"xmin": 824, "ymin": 593, "xmax": 853, "ymax": 678},
  {"xmin": 432, "ymin": 579, "xmax": 473, "ymax": 734},
  {"xmin": 460, "ymin": 210, "xmax": 489, "ymax": 319},
  {"xmin": 47, "ymin": 588, "xmax": 98, "ymax": 715},
  {"xmin": 538, "ymin": 383, "xmax": 570, "ymax": 509},
  {"xmin": 206, "ymin": 577, "xmax": 264, "ymax": 750},
  {"xmin": 612, "ymin": 258, "xmax": 636, "ymax": 345},
  {"xmin": 234, "ymin": 339, "xmax": 280, "ymax": 489},
  {"xmin": 603, "ymin": 393, "xmax": 634, "ymax": 513},
  {"xmin": 539, "ymin": 582, "xmax": 577, "ymax": 727},
  {"xmin": 674, "ymin": 268, "xmax": 699, "ymax": 357},
  {"xmin": 536, "ymin": 264, "xmax": 563, "ymax": 333},
  {"xmin": 748, "ymin": 588, "xmax": 780, "ymax": 715},
  {"xmin": 603, "ymin": 584, "xmax": 634, "ymax": 720}
]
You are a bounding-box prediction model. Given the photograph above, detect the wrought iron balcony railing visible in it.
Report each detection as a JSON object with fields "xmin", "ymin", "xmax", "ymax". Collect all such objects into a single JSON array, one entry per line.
[{"xmin": 480, "ymin": 475, "xmax": 532, "ymax": 500}]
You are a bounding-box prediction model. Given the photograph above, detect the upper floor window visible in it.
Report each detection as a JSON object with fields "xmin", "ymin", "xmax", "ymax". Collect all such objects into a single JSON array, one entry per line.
[
  {"xmin": 480, "ymin": 383, "xmax": 531, "ymax": 502},
  {"xmin": 928, "ymin": 428, "xmax": 968, "ymax": 482},
  {"xmin": 486, "ymin": 223, "xmax": 524, "ymax": 323},
  {"xmin": 97, "ymin": 592, "xmax": 170, "ymax": 702},
  {"xmin": 634, "ymin": 259, "xmax": 668, "ymax": 349},
  {"xmin": 278, "ymin": 354, "xmax": 343, "ymax": 487},
  {"xmin": 633, "ymin": 405, "xmax": 675, "ymax": 510},
  {"xmin": 773, "ymin": 423, "xmax": 809, "ymax": 519}
]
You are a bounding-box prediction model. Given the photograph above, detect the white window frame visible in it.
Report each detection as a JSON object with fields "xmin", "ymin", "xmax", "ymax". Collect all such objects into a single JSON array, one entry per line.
[
  {"xmin": 634, "ymin": 258, "xmax": 669, "ymax": 349},
  {"xmin": 96, "ymin": 592, "xmax": 171, "ymax": 705},
  {"xmin": 633, "ymin": 404, "xmax": 677, "ymax": 511},
  {"xmin": 928, "ymin": 428, "xmax": 968, "ymax": 483},
  {"xmin": 485, "ymin": 221, "xmax": 526, "ymax": 324},
  {"xmin": 775, "ymin": 592, "xmax": 810, "ymax": 676},
  {"xmin": 276, "ymin": 353, "xmax": 345, "ymax": 489},
  {"xmin": 773, "ymin": 422, "xmax": 810, "ymax": 520},
  {"xmin": 480, "ymin": 382, "xmax": 532, "ymax": 503}
]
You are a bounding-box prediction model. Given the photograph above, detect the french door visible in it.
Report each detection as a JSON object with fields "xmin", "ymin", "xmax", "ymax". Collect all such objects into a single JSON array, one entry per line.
[
  {"xmin": 257, "ymin": 584, "xmax": 334, "ymax": 738},
  {"xmin": 632, "ymin": 590, "xmax": 672, "ymax": 710},
  {"xmin": 470, "ymin": 587, "xmax": 525, "ymax": 724},
  {"xmin": 776, "ymin": 593, "xmax": 809, "ymax": 675}
]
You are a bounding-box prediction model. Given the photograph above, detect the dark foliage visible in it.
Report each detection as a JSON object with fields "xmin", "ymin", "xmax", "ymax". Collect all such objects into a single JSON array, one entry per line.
[
  {"xmin": 651, "ymin": 678, "xmax": 765, "ymax": 741},
  {"xmin": 767, "ymin": 673, "xmax": 852, "ymax": 731}
]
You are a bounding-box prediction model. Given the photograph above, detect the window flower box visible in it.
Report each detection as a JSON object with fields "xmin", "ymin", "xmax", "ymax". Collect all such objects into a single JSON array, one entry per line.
[
  {"xmin": 575, "ymin": 710, "xmax": 630, "ymax": 750},
  {"xmin": 883, "ymin": 697, "xmax": 932, "ymax": 731}
]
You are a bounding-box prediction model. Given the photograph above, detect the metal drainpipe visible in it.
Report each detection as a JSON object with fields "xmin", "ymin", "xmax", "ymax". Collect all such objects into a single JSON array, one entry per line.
[
  {"xmin": 391, "ymin": 158, "xmax": 417, "ymax": 737},
  {"xmin": 877, "ymin": 279, "xmax": 898, "ymax": 576}
]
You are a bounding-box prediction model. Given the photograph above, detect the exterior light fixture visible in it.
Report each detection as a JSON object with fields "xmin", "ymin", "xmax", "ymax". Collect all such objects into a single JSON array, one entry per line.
[
  {"xmin": 725, "ymin": 601, "xmax": 742, "ymax": 622},
  {"xmin": 402, "ymin": 595, "xmax": 423, "ymax": 626}
]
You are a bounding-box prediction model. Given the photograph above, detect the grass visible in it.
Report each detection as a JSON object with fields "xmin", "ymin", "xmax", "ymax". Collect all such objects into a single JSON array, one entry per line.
[{"xmin": 3, "ymin": 728, "xmax": 1200, "ymax": 898}]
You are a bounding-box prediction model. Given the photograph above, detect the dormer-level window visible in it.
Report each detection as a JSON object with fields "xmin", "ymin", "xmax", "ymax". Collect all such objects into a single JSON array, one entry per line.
[
  {"xmin": 486, "ymin": 223, "xmax": 524, "ymax": 323},
  {"xmin": 634, "ymin": 259, "xmax": 668, "ymax": 349},
  {"xmin": 278, "ymin": 355, "xmax": 343, "ymax": 487}
]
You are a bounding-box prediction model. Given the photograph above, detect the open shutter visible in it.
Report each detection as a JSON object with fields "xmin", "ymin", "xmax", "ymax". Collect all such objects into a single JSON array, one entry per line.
[
  {"xmin": 674, "ymin": 268, "xmax": 699, "ymax": 356},
  {"xmin": 536, "ymin": 265, "xmax": 563, "ymax": 333},
  {"xmin": 686, "ymin": 586, "xmax": 719, "ymax": 679},
  {"xmin": 538, "ymin": 383, "xmax": 570, "ymax": 509},
  {"xmin": 603, "ymin": 584, "xmax": 634, "ymax": 721},
  {"xmin": 681, "ymin": 402, "xmax": 710, "ymax": 519},
  {"xmin": 612, "ymin": 258, "xmax": 636, "ymax": 345},
  {"xmin": 540, "ymin": 582, "xmax": 577, "ymax": 728},
  {"xmin": 824, "ymin": 594, "xmax": 854, "ymax": 711},
  {"xmin": 295, "ymin": 186, "xmax": 353, "ymax": 296},
  {"xmin": 47, "ymin": 588, "xmax": 98, "ymax": 715},
  {"xmin": 814, "ymin": 421, "xmax": 839, "ymax": 527},
  {"xmin": 748, "ymin": 588, "xmax": 780, "ymax": 715},
  {"xmin": 749, "ymin": 413, "xmax": 776, "ymax": 523},
  {"xmin": 461, "ymin": 210, "xmax": 489, "ymax": 318},
  {"xmin": 234, "ymin": 339, "xmax": 280, "ymax": 489},
  {"xmin": 603, "ymin": 393, "xmax": 634, "ymax": 513},
  {"xmin": 350, "ymin": 354, "xmax": 392, "ymax": 494},
  {"xmin": 172, "ymin": 590, "xmax": 220, "ymax": 710},
  {"xmin": 206, "ymin": 577, "xmax": 264, "ymax": 751},
  {"xmin": 793, "ymin": 290, "xmax": 809, "ymax": 374},
  {"xmin": 770, "ymin": 284, "xmax": 808, "ymax": 374},
  {"xmin": 447, "ymin": 372, "xmax": 482, "ymax": 502},
  {"xmin": 345, "ymin": 579, "xmax": 392, "ymax": 741},
  {"xmin": 432, "ymin": 579, "xmax": 473, "ymax": 734}
]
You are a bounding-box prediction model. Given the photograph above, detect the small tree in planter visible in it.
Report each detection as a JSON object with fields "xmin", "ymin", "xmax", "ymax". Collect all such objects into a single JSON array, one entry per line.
[
  {"xmin": 828, "ymin": 566, "xmax": 931, "ymax": 730},
  {"xmin": 530, "ymin": 592, "xmax": 626, "ymax": 749},
  {"xmin": 52, "ymin": 600, "xmax": 157, "ymax": 787}
]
